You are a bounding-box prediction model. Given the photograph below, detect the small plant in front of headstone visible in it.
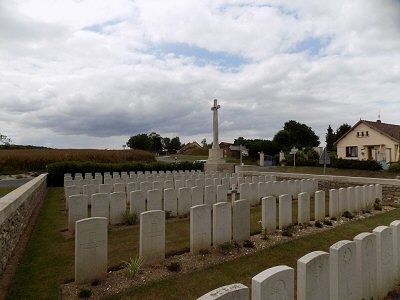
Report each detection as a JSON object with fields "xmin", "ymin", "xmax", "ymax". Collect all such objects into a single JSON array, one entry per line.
[
  {"xmin": 281, "ymin": 225, "xmax": 297, "ymax": 237},
  {"xmin": 315, "ymin": 220, "xmax": 323, "ymax": 228},
  {"xmin": 374, "ymin": 198, "xmax": 383, "ymax": 211},
  {"xmin": 342, "ymin": 211, "xmax": 354, "ymax": 219},
  {"xmin": 91, "ymin": 278, "xmax": 100, "ymax": 286},
  {"xmin": 260, "ymin": 228, "xmax": 269, "ymax": 240},
  {"xmin": 364, "ymin": 202, "xmax": 373, "ymax": 213},
  {"xmin": 199, "ymin": 248, "xmax": 210, "ymax": 255},
  {"xmin": 165, "ymin": 210, "xmax": 172, "ymax": 219},
  {"xmin": 78, "ymin": 288, "xmax": 92, "ymax": 298},
  {"xmin": 234, "ymin": 241, "xmax": 241, "ymax": 249},
  {"xmin": 167, "ymin": 262, "xmax": 181, "ymax": 272},
  {"xmin": 122, "ymin": 210, "xmax": 138, "ymax": 225},
  {"xmin": 330, "ymin": 217, "xmax": 337, "ymax": 221},
  {"xmin": 123, "ymin": 256, "xmax": 144, "ymax": 277},
  {"xmin": 323, "ymin": 219, "xmax": 333, "ymax": 226},
  {"xmin": 243, "ymin": 240, "xmax": 255, "ymax": 248},
  {"xmin": 217, "ymin": 241, "xmax": 234, "ymax": 254}
]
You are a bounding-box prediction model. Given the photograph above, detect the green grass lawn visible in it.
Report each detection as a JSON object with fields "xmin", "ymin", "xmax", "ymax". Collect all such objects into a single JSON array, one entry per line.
[
  {"xmin": 3, "ymin": 188, "xmax": 373, "ymax": 299},
  {"xmin": 0, "ymin": 187, "xmax": 16, "ymax": 198}
]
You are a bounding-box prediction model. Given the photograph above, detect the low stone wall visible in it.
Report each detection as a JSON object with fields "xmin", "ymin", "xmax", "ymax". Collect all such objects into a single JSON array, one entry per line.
[
  {"xmin": 239, "ymin": 171, "xmax": 400, "ymax": 205},
  {"xmin": 0, "ymin": 174, "xmax": 47, "ymax": 274}
]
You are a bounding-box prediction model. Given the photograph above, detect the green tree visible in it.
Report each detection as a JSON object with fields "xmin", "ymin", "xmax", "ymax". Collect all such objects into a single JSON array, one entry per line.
[
  {"xmin": 149, "ymin": 132, "xmax": 163, "ymax": 153},
  {"xmin": 325, "ymin": 125, "xmax": 336, "ymax": 152},
  {"xmin": 283, "ymin": 120, "xmax": 320, "ymax": 148},
  {"xmin": 169, "ymin": 136, "xmax": 181, "ymax": 152},
  {"xmin": 273, "ymin": 130, "xmax": 291, "ymax": 151},
  {"xmin": 126, "ymin": 133, "xmax": 152, "ymax": 151},
  {"xmin": 335, "ymin": 123, "xmax": 351, "ymax": 141},
  {"xmin": 163, "ymin": 137, "xmax": 171, "ymax": 151}
]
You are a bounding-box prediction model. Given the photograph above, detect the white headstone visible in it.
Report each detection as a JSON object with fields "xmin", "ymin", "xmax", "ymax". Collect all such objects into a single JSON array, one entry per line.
[
  {"xmin": 164, "ymin": 188, "xmax": 178, "ymax": 217},
  {"xmin": 75, "ymin": 217, "xmax": 107, "ymax": 284},
  {"xmin": 347, "ymin": 187, "xmax": 357, "ymax": 212},
  {"xmin": 258, "ymin": 182, "xmax": 267, "ymax": 199},
  {"xmin": 338, "ymin": 188, "xmax": 347, "ymax": 215},
  {"xmin": 233, "ymin": 199, "xmax": 250, "ymax": 242},
  {"xmin": 354, "ymin": 232, "xmax": 377, "ymax": 300},
  {"xmin": 262, "ymin": 196, "xmax": 276, "ymax": 234},
  {"xmin": 279, "ymin": 194, "xmax": 292, "ymax": 229},
  {"xmin": 139, "ymin": 210, "xmax": 165, "ymax": 265},
  {"xmin": 68, "ymin": 194, "xmax": 88, "ymax": 232},
  {"xmin": 190, "ymin": 204, "xmax": 211, "ymax": 254},
  {"xmin": 197, "ymin": 283, "xmax": 249, "ymax": 300},
  {"xmin": 109, "ymin": 192, "xmax": 126, "ymax": 224},
  {"xmin": 390, "ymin": 220, "xmax": 400, "ymax": 282},
  {"xmin": 91, "ymin": 193, "xmax": 110, "ymax": 219},
  {"xmin": 153, "ymin": 181, "xmax": 163, "ymax": 190},
  {"xmin": 314, "ymin": 190, "xmax": 325, "ymax": 221},
  {"xmin": 328, "ymin": 189, "xmax": 339, "ymax": 218},
  {"xmin": 129, "ymin": 190, "xmax": 146, "ymax": 216},
  {"xmin": 297, "ymin": 251, "xmax": 330, "ymax": 300},
  {"xmin": 191, "ymin": 186, "xmax": 204, "ymax": 207},
  {"xmin": 298, "ymin": 192, "xmax": 310, "ymax": 224},
  {"xmin": 65, "ymin": 185, "xmax": 81, "ymax": 209},
  {"xmin": 204, "ymin": 185, "xmax": 217, "ymax": 207},
  {"xmin": 147, "ymin": 189, "xmax": 163, "ymax": 211},
  {"xmin": 164, "ymin": 180, "xmax": 174, "ymax": 189},
  {"xmin": 249, "ymin": 182, "xmax": 259, "ymax": 205},
  {"xmin": 252, "ymin": 265, "xmax": 294, "ymax": 300},
  {"xmin": 213, "ymin": 202, "xmax": 232, "ymax": 246},
  {"xmin": 375, "ymin": 184, "xmax": 382, "ymax": 202},
  {"xmin": 98, "ymin": 184, "xmax": 113, "ymax": 194},
  {"xmin": 114, "ymin": 183, "xmax": 125, "ymax": 193},
  {"xmin": 82, "ymin": 184, "xmax": 97, "ymax": 205},
  {"xmin": 373, "ymin": 225, "xmax": 394, "ymax": 299},
  {"xmin": 329, "ymin": 240, "xmax": 357, "ymax": 300},
  {"xmin": 217, "ymin": 185, "xmax": 227, "ymax": 203},
  {"xmin": 178, "ymin": 187, "xmax": 191, "ymax": 216},
  {"xmin": 140, "ymin": 181, "xmax": 152, "ymax": 193},
  {"xmin": 239, "ymin": 183, "xmax": 250, "ymax": 202}
]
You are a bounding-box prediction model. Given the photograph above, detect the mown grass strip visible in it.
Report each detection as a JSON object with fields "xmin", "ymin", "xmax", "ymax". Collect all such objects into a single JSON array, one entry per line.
[{"xmin": 0, "ymin": 187, "xmax": 15, "ymax": 198}]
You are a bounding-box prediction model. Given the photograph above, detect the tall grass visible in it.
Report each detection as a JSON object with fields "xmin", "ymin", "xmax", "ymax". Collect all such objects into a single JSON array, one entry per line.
[{"xmin": 0, "ymin": 149, "xmax": 155, "ymax": 173}]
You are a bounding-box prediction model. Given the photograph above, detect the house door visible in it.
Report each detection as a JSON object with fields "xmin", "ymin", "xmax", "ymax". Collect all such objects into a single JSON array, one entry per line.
[{"xmin": 367, "ymin": 147, "xmax": 373, "ymax": 160}]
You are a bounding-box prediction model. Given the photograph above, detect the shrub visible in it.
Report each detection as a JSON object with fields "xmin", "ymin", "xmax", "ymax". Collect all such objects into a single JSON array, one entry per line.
[
  {"xmin": 330, "ymin": 158, "xmax": 382, "ymax": 171},
  {"xmin": 342, "ymin": 211, "xmax": 354, "ymax": 219},
  {"xmin": 315, "ymin": 220, "xmax": 323, "ymax": 228},
  {"xmin": 217, "ymin": 242, "xmax": 234, "ymax": 254},
  {"xmin": 282, "ymin": 225, "xmax": 297, "ymax": 237},
  {"xmin": 122, "ymin": 210, "xmax": 137, "ymax": 225},
  {"xmin": 198, "ymin": 248, "xmax": 210, "ymax": 255},
  {"xmin": 78, "ymin": 289, "xmax": 92, "ymax": 298},
  {"xmin": 124, "ymin": 256, "xmax": 144, "ymax": 277},
  {"xmin": 374, "ymin": 199, "xmax": 383, "ymax": 211},
  {"xmin": 167, "ymin": 262, "xmax": 181, "ymax": 272},
  {"xmin": 388, "ymin": 162, "xmax": 400, "ymax": 173},
  {"xmin": 323, "ymin": 219, "xmax": 333, "ymax": 226},
  {"xmin": 243, "ymin": 240, "xmax": 255, "ymax": 248},
  {"xmin": 47, "ymin": 160, "xmax": 204, "ymax": 186}
]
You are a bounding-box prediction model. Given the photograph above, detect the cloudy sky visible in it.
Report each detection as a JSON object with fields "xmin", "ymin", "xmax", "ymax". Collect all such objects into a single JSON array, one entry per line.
[{"xmin": 1, "ymin": 0, "xmax": 399, "ymax": 149}]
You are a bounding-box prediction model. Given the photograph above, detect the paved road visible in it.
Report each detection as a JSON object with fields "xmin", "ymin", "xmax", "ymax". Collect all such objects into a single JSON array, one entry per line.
[{"xmin": 0, "ymin": 178, "xmax": 31, "ymax": 188}]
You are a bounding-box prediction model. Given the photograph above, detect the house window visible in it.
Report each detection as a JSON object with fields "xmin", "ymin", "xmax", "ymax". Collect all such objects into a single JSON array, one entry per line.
[
  {"xmin": 346, "ymin": 146, "xmax": 358, "ymax": 157},
  {"xmin": 366, "ymin": 131, "xmax": 369, "ymax": 136},
  {"xmin": 357, "ymin": 132, "xmax": 360, "ymax": 137},
  {"xmin": 361, "ymin": 132, "xmax": 364, "ymax": 136}
]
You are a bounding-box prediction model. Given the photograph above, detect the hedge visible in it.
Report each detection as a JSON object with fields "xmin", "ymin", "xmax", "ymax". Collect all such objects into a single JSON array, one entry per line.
[
  {"xmin": 46, "ymin": 161, "xmax": 204, "ymax": 186},
  {"xmin": 330, "ymin": 158, "xmax": 382, "ymax": 170}
]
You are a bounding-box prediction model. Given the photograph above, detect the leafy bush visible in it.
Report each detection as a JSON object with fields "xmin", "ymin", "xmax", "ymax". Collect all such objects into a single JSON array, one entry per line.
[
  {"xmin": 315, "ymin": 220, "xmax": 323, "ymax": 228},
  {"xmin": 47, "ymin": 160, "xmax": 204, "ymax": 186},
  {"xmin": 330, "ymin": 158, "xmax": 382, "ymax": 171},
  {"xmin": 342, "ymin": 211, "xmax": 354, "ymax": 219},
  {"xmin": 323, "ymin": 219, "xmax": 333, "ymax": 226},
  {"xmin": 388, "ymin": 162, "xmax": 400, "ymax": 173},
  {"xmin": 374, "ymin": 199, "xmax": 383, "ymax": 211},
  {"xmin": 243, "ymin": 240, "xmax": 255, "ymax": 248},
  {"xmin": 124, "ymin": 256, "xmax": 144, "ymax": 277},
  {"xmin": 122, "ymin": 210, "xmax": 137, "ymax": 225},
  {"xmin": 217, "ymin": 242, "xmax": 235, "ymax": 254},
  {"xmin": 78, "ymin": 289, "xmax": 92, "ymax": 298},
  {"xmin": 167, "ymin": 262, "xmax": 181, "ymax": 272}
]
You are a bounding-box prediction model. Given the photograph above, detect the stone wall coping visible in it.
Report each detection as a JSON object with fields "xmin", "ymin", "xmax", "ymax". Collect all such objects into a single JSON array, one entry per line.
[
  {"xmin": 238, "ymin": 171, "xmax": 400, "ymax": 186},
  {"xmin": 0, "ymin": 174, "xmax": 47, "ymax": 226}
]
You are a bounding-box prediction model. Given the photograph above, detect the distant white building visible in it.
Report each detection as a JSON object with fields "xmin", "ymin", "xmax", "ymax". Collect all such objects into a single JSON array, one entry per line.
[{"xmin": 335, "ymin": 119, "xmax": 400, "ymax": 163}]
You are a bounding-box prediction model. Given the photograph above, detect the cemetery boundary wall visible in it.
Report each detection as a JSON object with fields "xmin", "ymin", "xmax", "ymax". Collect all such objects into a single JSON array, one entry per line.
[
  {"xmin": 239, "ymin": 171, "xmax": 400, "ymax": 204},
  {"xmin": 0, "ymin": 174, "xmax": 47, "ymax": 275}
]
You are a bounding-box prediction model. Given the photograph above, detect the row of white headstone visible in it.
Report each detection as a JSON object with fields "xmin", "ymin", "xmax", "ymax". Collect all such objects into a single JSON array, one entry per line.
[
  {"xmin": 197, "ymin": 220, "xmax": 400, "ymax": 300},
  {"xmin": 64, "ymin": 173, "xmax": 277, "ymax": 193},
  {"xmin": 74, "ymin": 199, "xmax": 250, "ymax": 284}
]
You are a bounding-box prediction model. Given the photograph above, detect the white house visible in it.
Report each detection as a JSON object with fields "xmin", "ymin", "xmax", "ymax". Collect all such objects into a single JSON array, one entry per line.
[{"xmin": 335, "ymin": 119, "xmax": 400, "ymax": 164}]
